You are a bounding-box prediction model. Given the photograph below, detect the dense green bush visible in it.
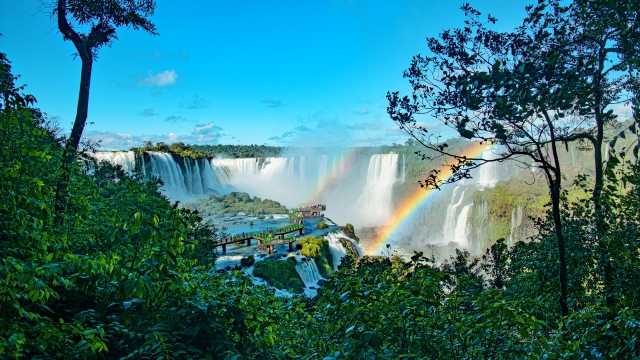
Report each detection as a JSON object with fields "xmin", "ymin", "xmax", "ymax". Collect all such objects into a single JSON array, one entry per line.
[
  {"xmin": 241, "ymin": 255, "xmax": 256, "ymax": 267},
  {"xmin": 297, "ymin": 236, "xmax": 334, "ymax": 277},
  {"xmin": 183, "ymin": 191, "xmax": 288, "ymax": 217},
  {"xmin": 253, "ymin": 258, "xmax": 304, "ymax": 294}
]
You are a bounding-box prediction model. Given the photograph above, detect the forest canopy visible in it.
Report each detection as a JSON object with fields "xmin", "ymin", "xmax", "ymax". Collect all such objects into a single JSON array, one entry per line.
[{"xmin": 2, "ymin": 0, "xmax": 640, "ymax": 358}]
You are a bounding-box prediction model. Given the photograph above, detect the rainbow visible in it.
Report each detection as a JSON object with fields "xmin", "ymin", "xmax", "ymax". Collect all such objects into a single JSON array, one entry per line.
[
  {"xmin": 369, "ymin": 142, "xmax": 492, "ymax": 255},
  {"xmin": 301, "ymin": 148, "xmax": 359, "ymax": 203}
]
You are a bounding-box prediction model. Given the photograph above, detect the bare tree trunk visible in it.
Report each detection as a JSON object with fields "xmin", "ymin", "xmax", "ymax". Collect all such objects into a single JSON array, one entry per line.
[
  {"xmin": 551, "ymin": 179, "xmax": 569, "ymax": 317},
  {"xmin": 545, "ymin": 111, "xmax": 570, "ymax": 317},
  {"xmin": 593, "ymin": 119, "xmax": 613, "ymax": 308},
  {"xmin": 67, "ymin": 56, "xmax": 93, "ymax": 153}
]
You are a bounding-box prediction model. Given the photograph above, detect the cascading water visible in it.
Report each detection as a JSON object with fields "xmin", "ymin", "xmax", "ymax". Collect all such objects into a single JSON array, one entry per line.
[
  {"xmin": 507, "ymin": 206, "xmax": 523, "ymax": 247},
  {"xmin": 90, "ymin": 151, "xmax": 227, "ymax": 201},
  {"xmin": 325, "ymin": 232, "xmax": 348, "ymax": 271},
  {"xmin": 477, "ymin": 147, "xmax": 500, "ymax": 188},
  {"xmin": 453, "ymin": 204, "xmax": 472, "ymax": 247},
  {"xmin": 325, "ymin": 231, "xmax": 361, "ymax": 270},
  {"xmin": 294, "ymin": 256, "xmax": 323, "ymax": 287},
  {"xmin": 261, "ymin": 157, "xmax": 289, "ymax": 178},
  {"xmin": 91, "ymin": 151, "xmax": 137, "ymax": 173},
  {"xmin": 402, "ymin": 153, "xmax": 406, "ymax": 183},
  {"xmin": 211, "ymin": 158, "xmax": 260, "ymax": 177},
  {"xmin": 353, "ymin": 154, "xmax": 398, "ymax": 225},
  {"xmin": 317, "ymin": 154, "xmax": 328, "ymax": 192},
  {"xmin": 442, "ymin": 186, "xmax": 467, "ymax": 242},
  {"xmin": 287, "ymin": 157, "xmax": 295, "ymax": 177}
]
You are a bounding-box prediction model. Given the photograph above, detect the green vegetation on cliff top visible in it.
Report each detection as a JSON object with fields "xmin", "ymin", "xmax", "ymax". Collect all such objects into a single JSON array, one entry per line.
[{"xmin": 183, "ymin": 191, "xmax": 288, "ymax": 217}]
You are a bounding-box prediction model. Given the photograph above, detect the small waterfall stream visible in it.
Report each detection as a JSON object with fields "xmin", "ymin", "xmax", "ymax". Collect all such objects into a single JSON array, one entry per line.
[
  {"xmin": 325, "ymin": 231, "xmax": 361, "ymax": 270},
  {"xmin": 294, "ymin": 256, "xmax": 323, "ymax": 287},
  {"xmin": 507, "ymin": 206, "xmax": 523, "ymax": 247}
]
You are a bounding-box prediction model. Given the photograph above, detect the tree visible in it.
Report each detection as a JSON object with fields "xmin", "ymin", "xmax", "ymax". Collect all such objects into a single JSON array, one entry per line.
[
  {"xmin": 548, "ymin": 0, "xmax": 640, "ymax": 309},
  {"xmin": 386, "ymin": 0, "xmax": 640, "ymax": 316},
  {"xmin": 55, "ymin": 0, "xmax": 158, "ymax": 154}
]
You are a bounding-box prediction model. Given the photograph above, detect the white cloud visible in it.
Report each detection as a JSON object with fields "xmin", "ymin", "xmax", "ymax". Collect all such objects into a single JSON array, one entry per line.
[
  {"xmin": 135, "ymin": 70, "xmax": 178, "ymax": 87},
  {"xmin": 85, "ymin": 122, "xmax": 222, "ymax": 150},
  {"xmin": 607, "ymin": 103, "xmax": 633, "ymax": 120},
  {"xmin": 355, "ymin": 108, "xmax": 370, "ymax": 115}
]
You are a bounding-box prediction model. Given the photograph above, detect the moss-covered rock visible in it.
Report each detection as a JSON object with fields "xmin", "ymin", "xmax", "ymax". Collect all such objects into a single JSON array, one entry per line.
[
  {"xmin": 316, "ymin": 221, "xmax": 329, "ymax": 229},
  {"xmin": 342, "ymin": 223, "xmax": 360, "ymax": 244},
  {"xmin": 253, "ymin": 258, "xmax": 304, "ymax": 294},
  {"xmin": 339, "ymin": 237, "xmax": 360, "ymax": 258},
  {"xmin": 240, "ymin": 255, "xmax": 255, "ymax": 267},
  {"xmin": 296, "ymin": 236, "xmax": 334, "ymax": 277}
]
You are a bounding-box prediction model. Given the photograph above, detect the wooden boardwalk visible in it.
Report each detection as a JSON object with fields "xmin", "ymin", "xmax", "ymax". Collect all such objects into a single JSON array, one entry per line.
[{"xmin": 215, "ymin": 223, "xmax": 305, "ymax": 253}]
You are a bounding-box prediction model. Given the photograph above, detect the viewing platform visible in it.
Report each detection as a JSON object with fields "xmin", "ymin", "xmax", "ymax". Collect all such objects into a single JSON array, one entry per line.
[
  {"xmin": 215, "ymin": 222, "xmax": 305, "ymax": 253},
  {"xmin": 297, "ymin": 204, "xmax": 326, "ymax": 218}
]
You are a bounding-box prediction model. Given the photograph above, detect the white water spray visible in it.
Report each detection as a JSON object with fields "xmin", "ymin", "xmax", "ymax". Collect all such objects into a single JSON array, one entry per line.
[
  {"xmin": 353, "ymin": 154, "xmax": 398, "ymax": 225},
  {"xmin": 294, "ymin": 256, "xmax": 323, "ymax": 287}
]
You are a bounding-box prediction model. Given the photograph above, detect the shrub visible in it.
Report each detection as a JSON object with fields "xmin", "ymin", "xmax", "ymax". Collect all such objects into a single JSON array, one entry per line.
[
  {"xmin": 296, "ymin": 237, "xmax": 334, "ymax": 277},
  {"xmin": 253, "ymin": 259, "xmax": 303, "ymax": 294},
  {"xmin": 240, "ymin": 255, "xmax": 255, "ymax": 267}
]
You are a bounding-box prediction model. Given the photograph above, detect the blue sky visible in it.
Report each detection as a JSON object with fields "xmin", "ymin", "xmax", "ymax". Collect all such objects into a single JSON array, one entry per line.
[{"xmin": 1, "ymin": 0, "xmax": 534, "ymax": 149}]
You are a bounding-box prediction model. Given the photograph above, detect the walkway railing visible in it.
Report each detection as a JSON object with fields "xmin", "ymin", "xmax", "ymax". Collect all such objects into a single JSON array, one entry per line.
[{"xmin": 214, "ymin": 222, "xmax": 305, "ymax": 253}]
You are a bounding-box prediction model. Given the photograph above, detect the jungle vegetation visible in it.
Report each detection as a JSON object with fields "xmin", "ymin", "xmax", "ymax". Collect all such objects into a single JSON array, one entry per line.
[
  {"xmin": 182, "ymin": 191, "xmax": 289, "ymax": 217},
  {"xmin": 2, "ymin": 0, "xmax": 640, "ymax": 358}
]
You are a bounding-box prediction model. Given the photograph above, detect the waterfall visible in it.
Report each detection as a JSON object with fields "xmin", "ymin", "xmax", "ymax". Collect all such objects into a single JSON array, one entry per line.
[
  {"xmin": 442, "ymin": 186, "xmax": 467, "ymax": 242},
  {"xmin": 353, "ymin": 154, "xmax": 398, "ymax": 224},
  {"xmin": 317, "ymin": 155, "xmax": 328, "ymax": 192},
  {"xmin": 476, "ymin": 147, "xmax": 500, "ymax": 188},
  {"xmin": 331, "ymin": 155, "xmax": 338, "ymax": 178},
  {"xmin": 453, "ymin": 204, "xmax": 472, "ymax": 247},
  {"xmin": 325, "ymin": 232, "xmax": 349, "ymax": 271},
  {"xmin": 211, "ymin": 158, "xmax": 260, "ymax": 176},
  {"xmin": 507, "ymin": 205, "xmax": 523, "ymax": 247},
  {"xmin": 300, "ymin": 156, "xmax": 306, "ymax": 183},
  {"xmin": 261, "ymin": 157, "xmax": 289, "ymax": 178},
  {"xmin": 325, "ymin": 231, "xmax": 362, "ymax": 270},
  {"xmin": 287, "ymin": 157, "xmax": 295, "ymax": 177},
  {"xmin": 91, "ymin": 151, "xmax": 228, "ymax": 201},
  {"xmin": 90, "ymin": 151, "xmax": 137, "ymax": 173},
  {"xmin": 294, "ymin": 256, "xmax": 323, "ymax": 287},
  {"xmin": 146, "ymin": 152, "xmax": 191, "ymax": 199},
  {"xmin": 402, "ymin": 153, "xmax": 406, "ymax": 183}
]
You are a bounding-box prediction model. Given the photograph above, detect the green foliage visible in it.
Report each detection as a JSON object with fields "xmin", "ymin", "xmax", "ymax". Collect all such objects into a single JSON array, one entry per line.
[
  {"xmin": 190, "ymin": 144, "xmax": 283, "ymax": 158},
  {"xmin": 241, "ymin": 255, "xmax": 256, "ymax": 267},
  {"xmin": 183, "ymin": 191, "xmax": 288, "ymax": 217},
  {"xmin": 316, "ymin": 221, "xmax": 329, "ymax": 229},
  {"xmin": 297, "ymin": 236, "xmax": 334, "ymax": 276},
  {"xmin": 4, "ymin": 92, "xmax": 640, "ymax": 357},
  {"xmin": 339, "ymin": 238, "xmax": 360, "ymax": 258},
  {"xmin": 253, "ymin": 259, "xmax": 304, "ymax": 294},
  {"xmin": 343, "ymin": 223, "xmax": 360, "ymax": 243},
  {"xmin": 132, "ymin": 141, "xmax": 208, "ymax": 158}
]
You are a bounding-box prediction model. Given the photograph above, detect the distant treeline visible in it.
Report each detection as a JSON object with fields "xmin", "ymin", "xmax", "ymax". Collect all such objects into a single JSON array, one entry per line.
[
  {"xmin": 131, "ymin": 142, "xmax": 285, "ymax": 159},
  {"xmin": 183, "ymin": 191, "xmax": 288, "ymax": 217},
  {"xmin": 191, "ymin": 144, "xmax": 284, "ymax": 158}
]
